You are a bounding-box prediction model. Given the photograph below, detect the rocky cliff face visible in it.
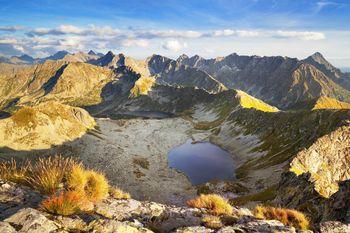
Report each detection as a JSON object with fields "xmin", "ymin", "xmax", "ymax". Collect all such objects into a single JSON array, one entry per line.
[{"xmin": 289, "ymin": 123, "xmax": 350, "ymax": 196}]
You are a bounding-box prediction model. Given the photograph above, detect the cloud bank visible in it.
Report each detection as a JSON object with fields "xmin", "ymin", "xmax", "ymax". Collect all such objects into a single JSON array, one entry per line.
[{"xmin": 0, "ymin": 24, "xmax": 328, "ymax": 57}]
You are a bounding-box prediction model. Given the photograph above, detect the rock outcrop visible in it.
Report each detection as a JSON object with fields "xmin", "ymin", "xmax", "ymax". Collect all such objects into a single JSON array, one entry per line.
[
  {"xmin": 290, "ymin": 124, "xmax": 350, "ymax": 198},
  {"xmin": 0, "ymin": 180, "xmax": 316, "ymax": 233}
]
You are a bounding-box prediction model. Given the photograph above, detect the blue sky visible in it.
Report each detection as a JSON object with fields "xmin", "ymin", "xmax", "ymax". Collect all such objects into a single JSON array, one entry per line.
[{"xmin": 0, "ymin": 0, "xmax": 350, "ymax": 67}]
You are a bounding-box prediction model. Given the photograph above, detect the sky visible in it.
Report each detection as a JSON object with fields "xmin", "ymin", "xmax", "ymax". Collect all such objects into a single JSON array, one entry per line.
[{"xmin": 0, "ymin": 0, "xmax": 350, "ymax": 68}]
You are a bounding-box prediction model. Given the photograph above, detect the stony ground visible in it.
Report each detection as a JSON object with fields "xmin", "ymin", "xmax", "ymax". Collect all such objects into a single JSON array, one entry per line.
[
  {"xmin": 62, "ymin": 117, "xmax": 212, "ymax": 205},
  {"xmin": 4, "ymin": 180, "xmax": 346, "ymax": 233}
]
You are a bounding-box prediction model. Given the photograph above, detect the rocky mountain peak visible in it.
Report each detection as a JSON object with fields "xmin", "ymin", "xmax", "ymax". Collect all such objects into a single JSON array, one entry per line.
[
  {"xmin": 307, "ymin": 52, "xmax": 328, "ymax": 64},
  {"xmin": 17, "ymin": 54, "xmax": 35, "ymax": 62},
  {"xmin": 176, "ymin": 54, "xmax": 189, "ymax": 63},
  {"xmin": 51, "ymin": 50, "xmax": 69, "ymax": 59},
  {"xmin": 303, "ymin": 51, "xmax": 343, "ymax": 82},
  {"xmin": 105, "ymin": 50, "xmax": 115, "ymax": 57},
  {"xmin": 88, "ymin": 50, "xmax": 96, "ymax": 55}
]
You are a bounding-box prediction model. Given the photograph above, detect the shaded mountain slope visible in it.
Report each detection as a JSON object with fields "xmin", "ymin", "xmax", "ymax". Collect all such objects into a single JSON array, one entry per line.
[
  {"xmin": 177, "ymin": 53, "xmax": 350, "ymax": 109},
  {"xmin": 0, "ymin": 61, "xmax": 115, "ymax": 110},
  {"xmin": 91, "ymin": 52, "xmax": 226, "ymax": 93}
]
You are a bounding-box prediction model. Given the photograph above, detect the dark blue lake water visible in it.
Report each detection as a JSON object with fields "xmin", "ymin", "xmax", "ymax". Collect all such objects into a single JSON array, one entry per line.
[{"xmin": 168, "ymin": 140, "xmax": 235, "ymax": 185}]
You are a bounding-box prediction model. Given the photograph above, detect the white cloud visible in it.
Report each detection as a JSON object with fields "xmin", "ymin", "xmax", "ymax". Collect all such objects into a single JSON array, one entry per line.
[
  {"xmin": 27, "ymin": 24, "xmax": 120, "ymax": 37},
  {"xmin": 236, "ymin": 30, "xmax": 259, "ymax": 37},
  {"xmin": 134, "ymin": 29, "xmax": 203, "ymax": 39},
  {"xmin": 315, "ymin": 1, "xmax": 339, "ymax": 12},
  {"xmin": 122, "ymin": 39, "xmax": 149, "ymax": 47},
  {"xmin": 0, "ymin": 38, "xmax": 18, "ymax": 44},
  {"xmin": 275, "ymin": 30, "xmax": 325, "ymax": 40},
  {"xmin": 213, "ymin": 29, "xmax": 235, "ymax": 37},
  {"xmin": 0, "ymin": 24, "xmax": 333, "ymax": 62},
  {"xmin": 162, "ymin": 40, "xmax": 187, "ymax": 52},
  {"xmin": 0, "ymin": 25, "xmax": 23, "ymax": 32}
]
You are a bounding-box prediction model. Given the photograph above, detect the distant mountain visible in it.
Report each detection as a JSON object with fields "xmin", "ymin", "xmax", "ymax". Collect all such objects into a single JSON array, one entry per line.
[
  {"xmin": 38, "ymin": 50, "xmax": 69, "ymax": 63},
  {"xmin": 1, "ymin": 50, "xmax": 350, "ymax": 110},
  {"xmin": 10, "ymin": 54, "xmax": 35, "ymax": 64},
  {"xmin": 87, "ymin": 50, "xmax": 103, "ymax": 56},
  {"xmin": 0, "ymin": 61, "xmax": 115, "ymax": 109},
  {"xmin": 91, "ymin": 52, "xmax": 226, "ymax": 93},
  {"xmin": 147, "ymin": 54, "xmax": 227, "ymax": 93},
  {"xmin": 88, "ymin": 50, "xmax": 97, "ymax": 55},
  {"xmin": 303, "ymin": 52, "xmax": 343, "ymax": 81},
  {"xmin": 340, "ymin": 67, "xmax": 350, "ymax": 72},
  {"xmin": 0, "ymin": 51, "xmax": 70, "ymax": 65},
  {"xmin": 176, "ymin": 52, "xmax": 350, "ymax": 109},
  {"xmin": 89, "ymin": 51, "xmax": 125, "ymax": 68},
  {"xmin": 0, "ymin": 55, "xmax": 10, "ymax": 63},
  {"xmin": 61, "ymin": 51, "xmax": 101, "ymax": 63}
]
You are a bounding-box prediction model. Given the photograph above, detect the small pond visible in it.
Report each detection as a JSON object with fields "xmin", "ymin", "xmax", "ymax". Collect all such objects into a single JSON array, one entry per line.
[{"xmin": 168, "ymin": 140, "xmax": 235, "ymax": 185}]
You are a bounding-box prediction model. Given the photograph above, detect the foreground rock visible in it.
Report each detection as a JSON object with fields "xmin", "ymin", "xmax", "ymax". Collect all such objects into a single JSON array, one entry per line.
[{"xmin": 0, "ymin": 180, "xmax": 328, "ymax": 233}]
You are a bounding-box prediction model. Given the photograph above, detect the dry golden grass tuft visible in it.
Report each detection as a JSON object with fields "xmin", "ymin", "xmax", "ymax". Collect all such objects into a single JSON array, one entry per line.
[
  {"xmin": 0, "ymin": 159, "xmax": 29, "ymax": 185},
  {"xmin": 187, "ymin": 194, "xmax": 233, "ymax": 216},
  {"xmin": 84, "ymin": 170, "xmax": 109, "ymax": 202},
  {"xmin": 109, "ymin": 187, "xmax": 131, "ymax": 200},
  {"xmin": 27, "ymin": 155, "xmax": 76, "ymax": 194},
  {"xmin": 2, "ymin": 155, "xmax": 112, "ymax": 216},
  {"xmin": 202, "ymin": 215, "xmax": 223, "ymax": 229},
  {"xmin": 41, "ymin": 190, "xmax": 85, "ymax": 216},
  {"xmin": 67, "ymin": 164, "xmax": 87, "ymax": 193},
  {"xmin": 254, "ymin": 205, "xmax": 310, "ymax": 230}
]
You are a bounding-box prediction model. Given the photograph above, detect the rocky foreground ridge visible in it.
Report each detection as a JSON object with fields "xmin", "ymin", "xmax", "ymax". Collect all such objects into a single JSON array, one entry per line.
[{"xmin": 1, "ymin": 180, "xmax": 349, "ymax": 233}]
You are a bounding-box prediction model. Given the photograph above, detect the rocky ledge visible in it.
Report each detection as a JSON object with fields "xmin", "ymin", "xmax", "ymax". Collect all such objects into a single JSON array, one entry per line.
[{"xmin": 1, "ymin": 181, "xmax": 349, "ymax": 233}]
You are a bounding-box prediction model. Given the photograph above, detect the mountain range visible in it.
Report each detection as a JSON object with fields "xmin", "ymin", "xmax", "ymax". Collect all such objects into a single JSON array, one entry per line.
[
  {"xmin": 1, "ymin": 50, "xmax": 350, "ymax": 110},
  {"xmin": 0, "ymin": 50, "xmax": 350, "ymax": 231}
]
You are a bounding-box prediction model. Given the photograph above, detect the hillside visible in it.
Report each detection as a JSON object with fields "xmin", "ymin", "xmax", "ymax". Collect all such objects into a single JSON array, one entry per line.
[
  {"xmin": 0, "ymin": 61, "xmax": 115, "ymax": 110},
  {"xmin": 0, "ymin": 101, "xmax": 95, "ymax": 150}
]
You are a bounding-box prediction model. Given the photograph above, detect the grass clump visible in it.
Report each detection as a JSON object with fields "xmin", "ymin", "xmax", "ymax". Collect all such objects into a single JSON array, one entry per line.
[
  {"xmin": 109, "ymin": 187, "xmax": 131, "ymax": 200},
  {"xmin": 187, "ymin": 194, "xmax": 233, "ymax": 216},
  {"xmin": 254, "ymin": 205, "xmax": 310, "ymax": 230},
  {"xmin": 84, "ymin": 170, "xmax": 109, "ymax": 202},
  {"xmin": 67, "ymin": 164, "xmax": 87, "ymax": 193},
  {"xmin": 1, "ymin": 155, "xmax": 114, "ymax": 216},
  {"xmin": 27, "ymin": 155, "xmax": 76, "ymax": 194},
  {"xmin": 0, "ymin": 159, "xmax": 29, "ymax": 185},
  {"xmin": 201, "ymin": 216, "xmax": 223, "ymax": 229},
  {"xmin": 41, "ymin": 191, "xmax": 85, "ymax": 216},
  {"xmin": 66, "ymin": 165, "xmax": 110, "ymax": 202}
]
